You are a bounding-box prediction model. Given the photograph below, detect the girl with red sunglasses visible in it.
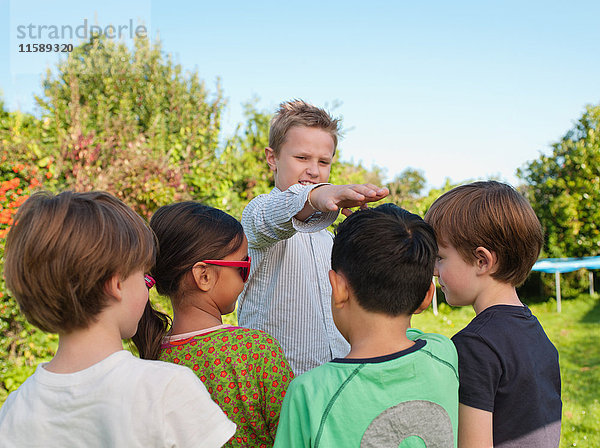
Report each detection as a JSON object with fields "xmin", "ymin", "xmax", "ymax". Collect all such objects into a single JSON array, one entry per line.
[{"xmin": 133, "ymin": 202, "xmax": 293, "ymax": 448}]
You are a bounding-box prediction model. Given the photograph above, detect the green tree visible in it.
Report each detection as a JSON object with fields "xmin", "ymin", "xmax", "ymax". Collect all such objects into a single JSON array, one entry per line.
[
  {"xmin": 517, "ymin": 104, "xmax": 600, "ymax": 297},
  {"xmin": 385, "ymin": 168, "xmax": 427, "ymax": 213},
  {"xmin": 221, "ymin": 101, "xmax": 274, "ymax": 218},
  {"xmin": 36, "ymin": 35, "xmax": 227, "ymax": 216},
  {"xmin": 518, "ymin": 104, "xmax": 600, "ymax": 258}
]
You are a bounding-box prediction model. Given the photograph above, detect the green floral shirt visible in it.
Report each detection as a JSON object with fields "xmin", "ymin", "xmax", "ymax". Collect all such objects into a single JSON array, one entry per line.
[{"xmin": 160, "ymin": 325, "xmax": 294, "ymax": 448}]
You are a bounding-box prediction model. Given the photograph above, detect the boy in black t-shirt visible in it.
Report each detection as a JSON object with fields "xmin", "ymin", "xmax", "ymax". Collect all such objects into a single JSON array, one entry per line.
[{"xmin": 425, "ymin": 181, "xmax": 561, "ymax": 448}]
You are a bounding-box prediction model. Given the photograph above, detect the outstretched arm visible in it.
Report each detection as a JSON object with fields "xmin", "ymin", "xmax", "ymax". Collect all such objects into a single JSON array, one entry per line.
[
  {"xmin": 296, "ymin": 184, "xmax": 389, "ymax": 220},
  {"xmin": 242, "ymin": 184, "xmax": 339, "ymax": 249}
]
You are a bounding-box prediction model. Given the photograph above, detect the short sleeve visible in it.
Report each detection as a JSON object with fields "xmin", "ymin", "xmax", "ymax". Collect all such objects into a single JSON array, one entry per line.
[
  {"xmin": 452, "ymin": 331, "xmax": 502, "ymax": 412},
  {"xmin": 163, "ymin": 368, "xmax": 236, "ymax": 448}
]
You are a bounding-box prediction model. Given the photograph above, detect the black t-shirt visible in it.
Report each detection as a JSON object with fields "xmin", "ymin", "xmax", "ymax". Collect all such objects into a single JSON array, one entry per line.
[{"xmin": 452, "ymin": 305, "xmax": 562, "ymax": 447}]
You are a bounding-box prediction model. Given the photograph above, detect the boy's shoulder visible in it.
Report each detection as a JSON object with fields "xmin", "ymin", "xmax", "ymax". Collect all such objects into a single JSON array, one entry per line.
[
  {"xmin": 240, "ymin": 184, "xmax": 338, "ymax": 247},
  {"xmin": 0, "ymin": 350, "xmax": 200, "ymax": 424},
  {"xmin": 408, "ymin": 327, "xmax": 455, "ymax": 349},
  {"xmin": 408, "ymin": 329, "xmax": 459, "ymax": 374},
  {"xmin": 453, "ymin": 304, "xmax": 540, "ymax": 339},
  {"xmin": 452, "ymin": 304, "xmax": 558, "ymax": 367},
  {"xmin": 282, "ymin": 359, "xmax": 349, "ymax": 403},
  {"xmin": 407, "ymin": 327, "xmax": 453, "ymax": 345},
  {"xmin": 289, "ymin": 330, "xmax": 458, "ymax": 391},
  {"xmin": 242, "ymin": 185, "xmax": 297, "ymax": 211},
  {"xmin": 0, "ymin": 351, "xmax": 235, "ymax": 447}
]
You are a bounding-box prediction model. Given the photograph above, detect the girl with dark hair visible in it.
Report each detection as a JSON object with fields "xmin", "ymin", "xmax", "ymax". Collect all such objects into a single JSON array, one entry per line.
[{"xmin": 133, "ymin": 202, "xmax": 293, "ymax": 448}]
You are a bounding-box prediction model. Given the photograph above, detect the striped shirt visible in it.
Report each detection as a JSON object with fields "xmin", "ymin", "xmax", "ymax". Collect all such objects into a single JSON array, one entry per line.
[{"xmin": 238, "ymin": 184, "xmax": 350, "ymax": 375}]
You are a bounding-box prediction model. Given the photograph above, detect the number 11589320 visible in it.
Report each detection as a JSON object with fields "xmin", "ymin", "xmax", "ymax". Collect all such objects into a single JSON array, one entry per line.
[{"xmin": 18, "ymin": 43, "xmax": 73, "ymax": 53}]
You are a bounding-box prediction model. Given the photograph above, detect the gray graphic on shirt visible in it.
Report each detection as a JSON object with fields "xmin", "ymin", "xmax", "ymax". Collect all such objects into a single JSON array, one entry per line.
[{"xmin": 361, "ymin": 400, "xmax": 453, "ymax": 448}]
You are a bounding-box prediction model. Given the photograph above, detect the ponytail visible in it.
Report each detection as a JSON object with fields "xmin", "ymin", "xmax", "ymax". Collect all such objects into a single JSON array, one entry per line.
[
  {"xmin": 132, "ymin": 301, "xmax": 172, "ymax": 360},
  {"xmin": 134, "ymin": 201, "xmax": 243, "ymax": 359}
]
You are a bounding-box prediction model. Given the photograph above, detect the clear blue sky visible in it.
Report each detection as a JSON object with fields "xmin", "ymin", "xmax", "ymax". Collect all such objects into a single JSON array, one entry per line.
[{"xmin": 2, "ymin": 0, "xmax": 600, "ymax": 188}]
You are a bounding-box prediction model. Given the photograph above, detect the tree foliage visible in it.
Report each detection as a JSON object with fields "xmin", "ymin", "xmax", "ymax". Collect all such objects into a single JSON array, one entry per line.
[
  {"xmin": 220, "ymin": 101, "xmax": 274, "ymax": 218},
  {"xmin": 518, "ymin": 104, "xmax": 600, "ymax": 258},
  {"xmin": 385, "ymin": 168, "xmax": 427, "ymax": 213},
  {"xmin": 35, "ymin": 35, "xmax": 227, "ymax": 216}
]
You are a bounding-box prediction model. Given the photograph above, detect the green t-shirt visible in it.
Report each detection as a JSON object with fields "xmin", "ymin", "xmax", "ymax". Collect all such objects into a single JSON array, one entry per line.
[{"xmin": 273, "ymin": 329, "xmax": 458, "ymax": 448}]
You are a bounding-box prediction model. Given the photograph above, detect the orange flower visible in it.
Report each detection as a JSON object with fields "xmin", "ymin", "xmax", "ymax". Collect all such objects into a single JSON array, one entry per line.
[{"xmin": 0, "ymin": 210, "xmax": 12, "ymax": 225}]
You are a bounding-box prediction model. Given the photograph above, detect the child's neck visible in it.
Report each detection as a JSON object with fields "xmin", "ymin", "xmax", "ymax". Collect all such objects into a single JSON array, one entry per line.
[
  {"xmin": 344, "ymin": 312, "xmax": 414, "ymax": 359},
  {"xmin": 472, "ymin": 279, "xmax": 522, "ymax": 315},
  {"xmin": 171, "ymin": 297, "xmax": 224, "ymax": 335},
  {"xmin": 45, "ymin": 321, "xmax": 124, "ymax": 374}
]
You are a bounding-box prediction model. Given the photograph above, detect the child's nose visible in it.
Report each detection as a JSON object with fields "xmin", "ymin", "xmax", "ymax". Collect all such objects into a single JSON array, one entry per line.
[
  {"xmin": 306, "ymin": 161, "xmax": 319, "ymax": 177},
  {"xmin": 433, "ymin": 265, "xmax": 439, "ymax": 277}
]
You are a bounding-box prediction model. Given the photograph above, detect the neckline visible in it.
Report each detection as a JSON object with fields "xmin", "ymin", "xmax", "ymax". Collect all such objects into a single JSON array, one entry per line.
[
  {"xmin": 165, "ymin": 324, "xmax": 234, "ymax": 342},
  {"xmin": 331, "ymin": 339, "xmax": 426, "ymax": 364}
]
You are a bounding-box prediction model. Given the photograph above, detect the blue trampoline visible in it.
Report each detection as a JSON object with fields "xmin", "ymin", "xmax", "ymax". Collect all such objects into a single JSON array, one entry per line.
[{"xmin": 531, "ymin": 256, "xmax": 600, "ymax": 312}]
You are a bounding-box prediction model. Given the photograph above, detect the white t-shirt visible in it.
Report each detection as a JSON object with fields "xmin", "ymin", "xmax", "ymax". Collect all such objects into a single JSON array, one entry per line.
[{"xmin": 0, "ymin": 350, "xmax": 236, "ymax": 447}]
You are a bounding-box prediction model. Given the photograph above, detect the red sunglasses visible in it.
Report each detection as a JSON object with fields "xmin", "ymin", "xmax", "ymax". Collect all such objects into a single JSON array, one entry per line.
[{"xmin": 202, "ymin": 256, "xmax": 252, "ymax": 282}]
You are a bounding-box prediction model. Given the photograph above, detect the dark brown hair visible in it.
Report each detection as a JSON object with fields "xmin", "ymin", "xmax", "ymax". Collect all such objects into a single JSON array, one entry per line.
[
  {"xmin": 4, "ymin": 191, "xmax": 155, "ymax": 333},
  {"xmin": 332, "ymin": 204, "xmax": 437, "ymax": 315},
  {"xmin": 132, "ymin": 202, "xmax": 244, "ymax": 359},
  {"xmin": 424, "ymin": 181, "xmax": 543, "ymax": 286},
  {"xmin": 269, "ymin": 99, "xmax": 340, "ymax": 156}
]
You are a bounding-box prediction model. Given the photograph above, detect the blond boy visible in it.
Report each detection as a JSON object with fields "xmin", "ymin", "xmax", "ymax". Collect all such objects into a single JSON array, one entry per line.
[{"xmin": 238, "ymin": 100, "xmax": 388, "ymax": 374}]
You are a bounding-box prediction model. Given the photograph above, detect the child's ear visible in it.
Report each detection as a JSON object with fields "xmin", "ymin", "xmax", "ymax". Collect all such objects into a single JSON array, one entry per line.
[
  {"xmin": 329, "ymin": 270, "xmax": 350, "ymax": 309},
  {"xmin": 474, "ymin": 246, "xmax": 497, "ymax": 275},
  {"xmin": 104, "ymin": 274, "xmax": 123, "ymax": 302},
  {"xmin": 191, "ymin": 262, "xmax": 216, "ymax": 292},
  {"xmin": 265, "ymin": 147, "xmax": 277, "ymax": 172},
  {"xmin": 414, "ymin": 281, "xmax": 435, "ymax": 314}
]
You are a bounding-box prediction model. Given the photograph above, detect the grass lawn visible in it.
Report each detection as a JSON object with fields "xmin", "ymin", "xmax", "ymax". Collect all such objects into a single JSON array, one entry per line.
[{"xmin": 411, "ymin": 293, "xmax": 600, "ymax": 448}]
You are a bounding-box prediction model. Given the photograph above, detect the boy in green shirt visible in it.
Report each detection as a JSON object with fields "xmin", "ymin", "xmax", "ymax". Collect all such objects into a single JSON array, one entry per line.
[{"xmin": 274, "ymin": 204, "xmax": 458, "ymax": 448}]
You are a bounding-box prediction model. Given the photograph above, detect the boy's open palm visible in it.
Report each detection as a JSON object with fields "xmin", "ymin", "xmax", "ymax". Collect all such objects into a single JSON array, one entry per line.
[{"xmin": 310, "ymin": 184, "xmax": 389, "ymax": 212}]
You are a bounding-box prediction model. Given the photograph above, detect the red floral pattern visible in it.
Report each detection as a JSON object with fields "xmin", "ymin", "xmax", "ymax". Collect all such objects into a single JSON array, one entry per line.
[{"xmin": 160, "ymin": 326, "xmax": 294, "ymax": 448}]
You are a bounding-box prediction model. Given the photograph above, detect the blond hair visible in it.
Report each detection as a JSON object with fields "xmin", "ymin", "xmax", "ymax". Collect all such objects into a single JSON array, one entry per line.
[
  {"xmin": 269, "ymin": 99, "xmax": 340, "ymax": 156},
  {"xmin": 4, "ymin": 191, "xmax": 155, "ymax": 333}
]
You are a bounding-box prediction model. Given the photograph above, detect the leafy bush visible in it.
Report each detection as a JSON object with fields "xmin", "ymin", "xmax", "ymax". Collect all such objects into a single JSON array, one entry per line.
[
  {"xmin": 0, "ymin": 159, "xmax": 57, "ymax": 403},
  {"xmin": 35, "ymin": 35, "xmax": 230, "ymax": 217}
]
